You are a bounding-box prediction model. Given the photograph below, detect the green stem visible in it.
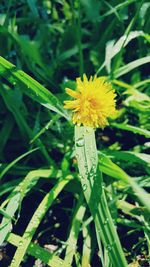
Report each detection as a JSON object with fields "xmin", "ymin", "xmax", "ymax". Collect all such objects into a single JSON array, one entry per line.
[{"xmin": 75, "ymin": 126, "xmax": 128, "ymax": 267}]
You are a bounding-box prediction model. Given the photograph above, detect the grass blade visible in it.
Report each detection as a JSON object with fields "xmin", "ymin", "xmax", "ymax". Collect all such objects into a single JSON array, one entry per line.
[
  {"xmin": 7, "ymin": 233, "xmax": 70, "ymax": 267},
  {"xmin": 114, "ymin": 56, "xmax": 150, "ymax": 78},
  {"xmin": 0, "ymin": 193, "xmax": 20, "ymax": 245},
  {"xmin": 111, "ymin": 122, "xmax": 150, "ymax": 138},
  {"xmin": 64, "ymin": 194, "xmax": 86, "ymax": 265},
  {"xmin": 99, "ymin": 153, "xmax": 150, "ymax": 212},
  {"xmin": 0, "ymin": 148, "xmax": 38, "ymax": 180},
  {"xmin": 9, "ymin": 175, "xmax": 72, "ymax": 267},
  {"xmin": 75, "ymin": 126, "xmax": 128, "ymax": 267},
  {"xmin": 0, "ymin": 56, "xmax": 67, "ymax": 118}
]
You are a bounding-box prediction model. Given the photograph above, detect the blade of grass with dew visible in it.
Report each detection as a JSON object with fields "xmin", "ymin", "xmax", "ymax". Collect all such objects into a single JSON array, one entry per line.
[
  {"xmin": 30, "ymin": 114, "xmax": 60, "ymax": 144},
  {"xmin": 0, "ymin": 56, "xmax": 68, "ymax": 118},
  {"xmin": 111, "ymin": 122, "xmax": 150, "ymax": 138},
  {"xmin": 0, "ymin": 193, "xmax": 20, "ymax": 245},
  {"xmin": 0, "ymin": 168, "xmax": 62, "ymax": 245},
  {"xmin": 1, "ymin": 168, "xmax": 61, "ymax": 209},
  {"xmin": 75, "ymin": 126, "xmax": 128, "ymax": 267},
  {"xmin": 64, "ymin": 194, "xmax": 86, "ymax": 266},
  {"xmin": 9, "ymin": 175, "xmax": 72, "ymax": 267},
  {"xmin": 19, "ymin": 168, "xmax": 61, "ymax": 202},
  {"xmin": 7, "ymin": 233, "xmax": 71, "ymax": 267}
]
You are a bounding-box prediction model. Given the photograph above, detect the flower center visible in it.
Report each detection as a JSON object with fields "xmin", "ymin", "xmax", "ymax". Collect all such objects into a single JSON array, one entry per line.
[{"xmin": 81, "ymin": 98, "xmax": 98, "ymax": 117}]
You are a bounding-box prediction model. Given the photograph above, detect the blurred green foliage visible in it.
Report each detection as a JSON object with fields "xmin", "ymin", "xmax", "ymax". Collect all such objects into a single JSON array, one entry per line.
[{"xmin": 0, "ymin": 0, "xmax": 150, "ymax": 266}]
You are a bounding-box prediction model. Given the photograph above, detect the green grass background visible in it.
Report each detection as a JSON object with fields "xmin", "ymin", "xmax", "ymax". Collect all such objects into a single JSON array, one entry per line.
[{"xmin": 0, "ymin": 0, "xmax": 150, "ymax": 266}]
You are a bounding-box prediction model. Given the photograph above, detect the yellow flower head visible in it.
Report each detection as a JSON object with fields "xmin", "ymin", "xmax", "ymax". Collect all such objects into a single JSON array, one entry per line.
[{"xmin": 64, "ymin": 74, "xmax": 116, "ymax": 128}]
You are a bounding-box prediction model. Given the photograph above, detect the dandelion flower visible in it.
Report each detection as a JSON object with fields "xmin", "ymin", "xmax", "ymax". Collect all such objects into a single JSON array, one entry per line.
[{"xmin": 64, "ymin": 74, "xmax": 116, "ymax": 128}]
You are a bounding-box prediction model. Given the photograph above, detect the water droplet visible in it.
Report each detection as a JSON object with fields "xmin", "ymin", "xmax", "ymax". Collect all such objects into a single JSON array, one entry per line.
[
  {"xmin": 18, "ymin": 240, "xmax": 23, "ymax": 246},
  {"xmin": 76, "ymin": 138, "xmax": 84, "ymax": 147},
  {"xmin": 106, "ymin": 245, "xmax": 112, "ymax": 251},
  {"xmin": 104, "ymin": 218, "xmax": 109, "ymax": 225},
  {"xmin": 85, "ymin": 127, "xmax": 91, "ymax": 133},
  {"xmin": 79, "ymin": 174, "xmax": 84, "ymax": 180},
  {"xmin": 97, "ymin": 228, "xmax": 101, "ymax": 233},
  {"xmin": 45, "ymin": 125, "xmax": 49, "ymax": 130},
  {"xmin": 102, "ymin": 182, "xmax": 105, "ymax": 189},
  {"xmin": 83, "ymin": 184, "xmax": 87, "ymax": 191},
  {"xmin": 11, "ymin": 258, "xmax": 16, "ymax": 264}
]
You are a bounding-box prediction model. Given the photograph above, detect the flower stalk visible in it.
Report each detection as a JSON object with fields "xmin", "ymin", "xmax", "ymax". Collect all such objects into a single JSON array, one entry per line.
[{"xmin": 75, "ymin": 126, "xmax": 128, "ymax": 267}]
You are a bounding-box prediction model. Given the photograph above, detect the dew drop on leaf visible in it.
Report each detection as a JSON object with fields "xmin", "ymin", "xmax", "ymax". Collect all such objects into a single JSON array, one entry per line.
[
  {"xmin": 83, "ymin": 184, "xmax": 87, "ymax": 191},
  {"xmin": 76, "ymin": 138, "xmax": 84, "ymax": 147}
]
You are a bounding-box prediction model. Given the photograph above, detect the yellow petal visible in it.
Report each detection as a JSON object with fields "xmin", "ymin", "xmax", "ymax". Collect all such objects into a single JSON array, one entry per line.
[
  {"xmin": 64, "ymin": 100, "xmax": 79, "ymax": 109},
  {"xmin": 65, "ymin": 88, "xmax": 80, "ymax": 98}
]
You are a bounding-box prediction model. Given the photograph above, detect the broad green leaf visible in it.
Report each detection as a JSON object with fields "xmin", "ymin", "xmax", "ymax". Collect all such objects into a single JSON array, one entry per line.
[{"xmin": 75, "ymin": 126, "xmax": 128, "ymax": 267}]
